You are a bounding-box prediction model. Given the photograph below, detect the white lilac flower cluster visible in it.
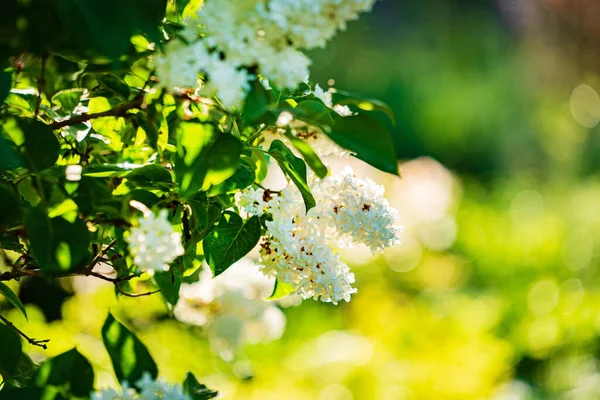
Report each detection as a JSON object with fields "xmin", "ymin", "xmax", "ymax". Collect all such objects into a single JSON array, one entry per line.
[
  {"xmin": 155, "ymin": 0, "xmax": 376, "ymax": 108},
  {"xmin": 174, "ymin": 259, "xmax": 286, "ymax": 360},
  {"xmin": 125, "ymin": 209, "xmax": 185, "ymax": 275},
  {"xmin": 237, "ymin": 167, "xmax": 402, "ymax": 304},
  {"xmin": 91, "ymin": 373, "xmax": 188, "ymax": 400}
]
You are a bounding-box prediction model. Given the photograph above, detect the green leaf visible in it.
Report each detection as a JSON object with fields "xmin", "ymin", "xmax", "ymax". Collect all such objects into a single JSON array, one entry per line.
[
  {"xmin": 34, "ymin": 348, "xmax": 95, "ymax": 398},
  {"xmin": 0, "ymin": 283, "xmax": 27, "ymax": 320},
  {"xmin": 285, "ymin": 100, "xmax": 334, "ymax": 131},
  {"xmin": 52, "ymin": 89, "xmax": 85, "ymax": 116},
  {"xmin": 25, "ymin": 207, "xmax": 92, "ymax": 274},
  {"xmin": 183, "ymin": 372, "xmax": 218, "ymax": 400},
  {"xmin": 175, "ymin": 123, "xmax": 241, "ymax": 197},
  {"xmin": 203, "ymin": 212, "xmax": 261, "ymax": 276},
  {"xmin": 202, "ymin": 134, "xmax": 242, "ymax": 189},
  {"xmin": 188, "ymin": 196, "xmax": 222, "ymax": 245},
  {"xmin": 154, "ymin": 271, "xmax": 181, "ymax": 306},
  {"xmin": 268, "ymin": 279, "xmax": 296, "ymax": 301},
  {"xmin": 0, "ymin": 388, "xmax": 61, "ymax": 400},
  {"xmin": 54, "ymin": 0, "xmax": 167, "ymax": 60},
  {"xmin": 284, "ymin": 129, "xmax": 328, "ymax": 179},
  {"xmin": 242, "ymin": 80, "xmax": 274, "ymax": 126},
  {"xmin": 0, "ymin": 137, "xmax": 24, "ymax": 170},
  {"xmin": 0, "ymin": 69, "xmax": 11, "ymax": 105},
  {"xmin": 97, "ymin": 74, "xmax": 131, "ymax": 100},
  {"xmin": 0, "ymin": 323, "xmax": 23, "ymax": 379},
  {"xmin": 135, "ymin": 103, "xmax": 162, "ymax": 150},
  {"xmin": 327, "ymin": 114, "xmax": 399, "ymax": 175},
  {"xmin": 0, "ymin": 232, "xmax": 24, "ymax": 253},
  {"xmin": 332, "ymin": 90, "xmax": 396, "ymax": 125},
  {"xmin": 207, "ymin": 156, "xmax": 256, "ymax": 196},
  {"xmin": 0, "ymin": 183, "xmax": 22, "ymax": 228},
  {"xmin": 21, "ymin": 120, "xmax": 60, "ymax": 171},
  {"xmin": 125, "ymin": 164, "xmax": 173, "ymax": 191},
  {"xmin": 101, "ymin": 313, "xmax": 158, "ymax": 386},
  {"xmin": 268, "ymin": 140, "xmax": 316, "ymax": 211}
]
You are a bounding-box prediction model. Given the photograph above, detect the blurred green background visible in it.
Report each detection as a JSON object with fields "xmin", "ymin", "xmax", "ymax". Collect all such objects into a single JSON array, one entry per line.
[{"xmin": 6, "ymin": 0, "xmax": 600, "ymax": 398}]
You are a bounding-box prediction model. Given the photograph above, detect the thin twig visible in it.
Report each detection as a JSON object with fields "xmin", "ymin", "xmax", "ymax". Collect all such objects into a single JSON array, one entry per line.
[
  {"xmin": 51, "ymin": 96, "xmax": 144, "ymax": 129},
  {"xmin": 87, "ymin": 271, "xmax": 138, "ymax": 283},
  {"xmin": 34, "ymin": 52, "xmax": 48, "ymax": 118},
  {"xmin": 254, "ymin": 182, "xmax": 280, "ymax": 194},
  {"xmin": 86, "ymin": 239, "xmax": 117, "ymax": 272},
  {"xmin": 115, "ymin": 282, "xmax": 160, "ymax": 298},
  {"xmin": 0, "ymin": 314, "xmax": 50, "ymax": 349},
  {"xmin": 182, "ymin": 205, "xmax": 191, "ymax": 242}
]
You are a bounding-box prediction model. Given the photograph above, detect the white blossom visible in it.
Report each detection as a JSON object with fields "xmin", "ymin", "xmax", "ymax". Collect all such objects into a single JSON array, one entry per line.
[
  {"xmin": 90, "ymin": 374, "xmax": 190, "ymax": 400},
  {"xmin": 312, "ymin": 166, "xmax": 402, "ymax": 252},
  {"xmin": 125, "ymin": 209, "xmax": 184, "ymax": 275},
  {"xmin": 137, "ymin": 373, "xmax": 189, "ymax": 400},
  {"xmin": 155, "ymin": 0, "xmax": 377, "ymax": 106},
  {"xmin": 90, "ymin": 382, "xmax": 138, "ymax": 400},
  {"xmin": 237, "ymin": 168, "xmax": 401, "ymax": 304},
  {"xmin": 174, "ymin": 259, "xmax": 286, "ymax": 360},
  {"xmin": 154, "ymin": 40, "xmax": 200, "ymax": 90}
]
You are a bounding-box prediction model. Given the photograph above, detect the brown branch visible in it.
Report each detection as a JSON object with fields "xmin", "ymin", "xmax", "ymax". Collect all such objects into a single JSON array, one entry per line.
[
  {"xmin": 86, "ymin": 239, "xmax": 117, "ymax": 272},
  {"xmin": 51, "ymin": 96, "xmax": 144, "ymax": 129},
  {"xmin": 115, "ymin": 282, "xmax": 160, "ymax": 298},
  {"xmin": 254, "ymin": 182, "xmax": 280, "ymax": 195},
  {"xmin": 34, "ymin": 53, "xmax": 48, "ymax": 118},
  {"xmin": 0, "ymin": 314, "xmax": 49, "ymax": 349},
  {"xmin": 87, "ymin": 271, "xmax": 139, "ymax": 283},
  {"xmin": 182, "ymin": 205, "xmax": 191, "ymax": 242}
]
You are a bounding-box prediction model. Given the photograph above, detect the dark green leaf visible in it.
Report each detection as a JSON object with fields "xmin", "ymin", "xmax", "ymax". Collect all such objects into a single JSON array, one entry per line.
[
  {"xmin": 0, "ymin": 388, "xmax": 53, "ymax": 400},
  {"xmin": 203, "ymin": 212, "xmax": 261, "ymax": 276},
  {"xmin": 126, "ymin": 190, "xmax": 160, "ymax": 209},
  {"xmin": 207, "ymin": 156, "xmax": 256, "ymax": 196},
  {"xmin": 97, "ymin": 74, "xmax": 131, "ymax": 100},
  {"xmin": 183, "ymin": 372, "xmax": 218, "ymax": 400},
  {"xmin": 0, "ymin": 137, "xmax": 24, "ymax": 170},
  {"xmin": 242, "ymin": 80, "xmax": 274, "ymax": 126},
  {"xmin": 188, "ymin": 196, "xmax": 222, "ymax": 245},
  {"xmin": 0, "ymin": 183, "xmax": 22, "ymax": 228},
  {"xmin": 332, "ymin": 90, "xmax": 396, "ymax": 125},
  {"xmin": 21, "ymin": 120, "xmax": 60, "ymax": 171},
  {"xmin": 101, "ymin": 313, "xmax": 158, "ymax": 386},
  {"xmin": 0, "ymin": 283, "xmax": 27, "ymax": 320},
  {"xmin": 52, "ymin": 89, "xmax": 85, "ymax": 116},
  {"xmin": 268, "ymin": 140, "xmax": 316, "ymax": 211},
  {"xmin": 285, "ymin": 100, "xmax": 334, "ymax": 131},
  {"xmin": 126, "ymin": 164, "xmax": 173, "ymax": 191},
  {"xmin": 327, "ymin": 114, "xmax": 399, "ymax": 175},
  {"xmin": 25, "ymin": 207, "xmax": 92, "ymax": 274},
  {"xmin": 154, "ymin": 271, "xmax": 181, "ymax": 306},
  {"xmin": 0, "ymin": 69, "xmax": 11, "ymax": 105},
  {"xmin": 54, "ymin": 0, "xmax": 167, "ymax": 60},
  {"xmin": 34, "ymin": 348, "xmax": 95, "ymax": 397},
  {"xmin": 175, "ymin": 123, "xmax": 241, "ymax": 197},
  {"xmin": 0, "ymin": 232, "xmax": 24, "ymax": 253},
  {"xmin": 284, "ymin": 129, "xmax": 328, "ymax": 179},
  {"xmin": 0, "ymin": 324, "xmax": 23, "ymax": 379}
]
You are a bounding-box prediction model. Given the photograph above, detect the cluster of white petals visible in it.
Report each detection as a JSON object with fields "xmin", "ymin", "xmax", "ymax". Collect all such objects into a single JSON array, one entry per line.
[
  {"xmin": 91, "ymin": 373, "xmax": 188, "ymax": 400},
  {"xmin": 313, "ymin": 84, "xmax": 354, "ymax": 117},
  {"xmin": 155, "ymin": 0, "xmax": 376, "ymax": 108},
  {"xmin": 237, "ymin": 167, "xmax": 401, "ymax": 304},
  {"xmin": 125, "ymin": 209, "xmax": 184, "ymax": 275},
  {"xmin": 174, "ymin": 259, "xmax": 286, "ymax": 360}
]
